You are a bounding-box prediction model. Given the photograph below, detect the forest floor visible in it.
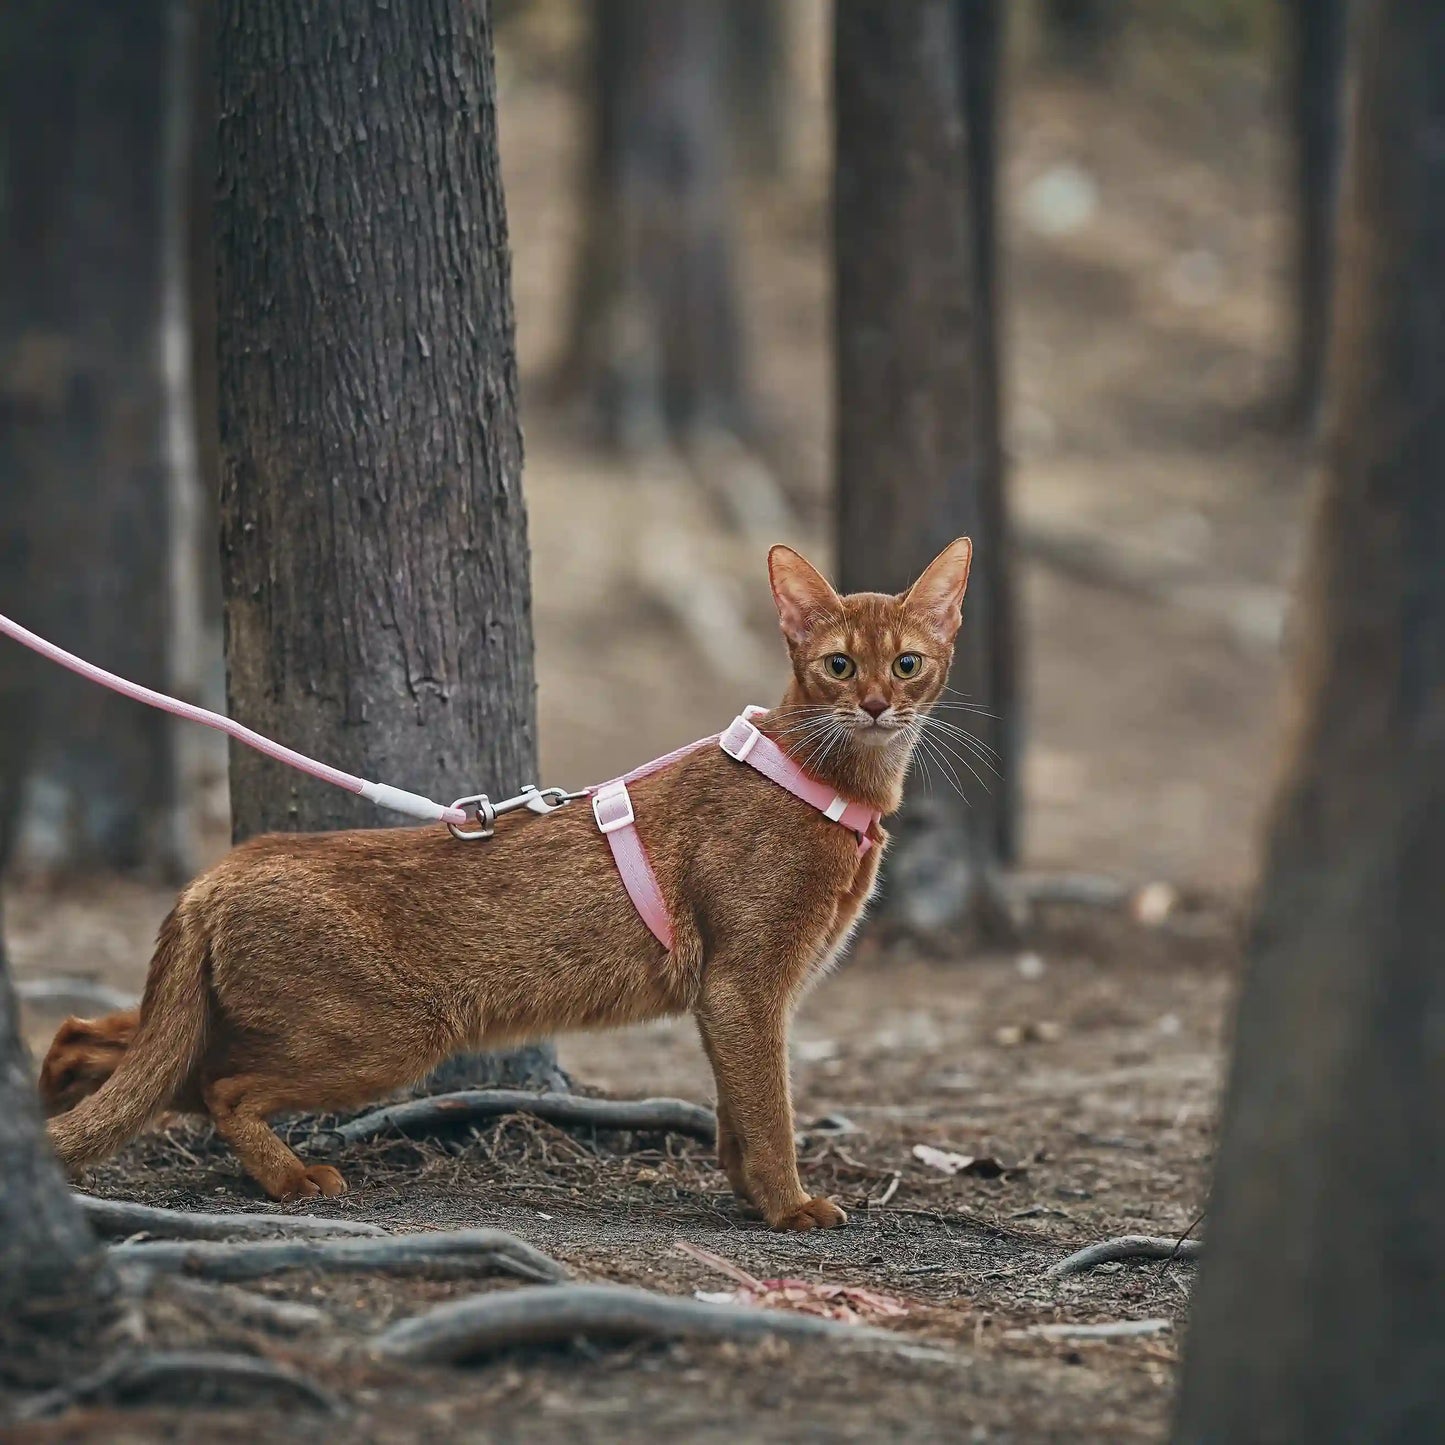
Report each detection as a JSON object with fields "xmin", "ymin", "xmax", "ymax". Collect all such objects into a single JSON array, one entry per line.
[{"xmin": 6, "ymin": 31, "xmax": 1311, "ymax": 1445}]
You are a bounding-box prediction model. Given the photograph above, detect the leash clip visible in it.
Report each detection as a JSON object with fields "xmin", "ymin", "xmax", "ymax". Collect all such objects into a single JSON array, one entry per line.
[{"xmin": 447, "ymin": 784, "xmax": 585, "ymax": 841}]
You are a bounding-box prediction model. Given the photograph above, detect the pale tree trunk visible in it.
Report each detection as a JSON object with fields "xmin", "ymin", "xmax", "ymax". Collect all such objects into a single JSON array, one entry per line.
[
  {"xmin": 1177, "ymin": 4, "xmax": 1445, "ymax": 1438},
  {"xmin": 216, "ymin": 0, "xmax": 563, "ymax": 1092},
  {"xmin": 558, "ymin": 0, "xmax": 748, "ymax": 451},
  {"xmin": 1286, "ymin": 0, "xmax": 1349, "ymax": 427},
  {"xmin": 723, "ymin": 0, "xmax": 788, "ymax": 180},
  {"xmin": 0, "ymin": 0, "xmax": 186, "ymax": 878},
  {"xmin": 835, "ymin": 1, "xmax": 1016, "ymax": 934}
]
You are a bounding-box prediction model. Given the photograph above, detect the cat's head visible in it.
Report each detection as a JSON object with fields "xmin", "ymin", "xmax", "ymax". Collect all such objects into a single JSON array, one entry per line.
[{"xmin": 767, "ymin": 538, "xmax": 973, "ymax": 749}]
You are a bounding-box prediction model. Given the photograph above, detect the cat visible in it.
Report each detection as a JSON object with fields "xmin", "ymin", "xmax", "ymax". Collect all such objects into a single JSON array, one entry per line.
[{"xmin": 43, "ymin": 538, "xmax": 972, "ymax": 1230}]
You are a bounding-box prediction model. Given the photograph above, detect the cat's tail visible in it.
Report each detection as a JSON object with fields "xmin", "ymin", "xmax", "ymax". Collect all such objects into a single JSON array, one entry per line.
[{"xmin": 47, "ymin": 904, "xmax": 209, "ymax": 1169}]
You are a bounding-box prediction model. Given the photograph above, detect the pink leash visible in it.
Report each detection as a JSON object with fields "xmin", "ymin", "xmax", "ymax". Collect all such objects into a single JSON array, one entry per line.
[
  {"xmin": 0, "ymin": 612, "xmax": 878, "ymax": 941},
  {"xmin": 0, "ymin": 611, "xmax": 470, "ymax": 826}
]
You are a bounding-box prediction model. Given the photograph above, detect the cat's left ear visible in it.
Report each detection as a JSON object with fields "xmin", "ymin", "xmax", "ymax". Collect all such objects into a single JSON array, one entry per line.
[
  {"xmin": 769, "ymin": 544, "xmax": 841, "ymax": 644},
  {"xmin": 903, "ymin": 538, "xmax": 973, "ymax": 639}
]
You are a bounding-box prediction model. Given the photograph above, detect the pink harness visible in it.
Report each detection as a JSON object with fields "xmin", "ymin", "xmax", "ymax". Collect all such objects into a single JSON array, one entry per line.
[{"xmin": 588, "ymin": 707, "xmax": 881, "ymax": 949}]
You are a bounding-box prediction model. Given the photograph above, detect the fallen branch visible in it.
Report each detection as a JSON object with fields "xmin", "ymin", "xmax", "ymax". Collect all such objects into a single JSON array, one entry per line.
[
  {"xmin": 76, "ymin": 1193, "xmax": 385, "ymax": 1241},
  {"xmin": 372, "ymin": 1283, "xmax": 950, "ymax": 1365},
  {"xmin": 320, "ymin": 1089, "xmax": 717, "ymax": 1151},
  {"xmin": 111, "ymin": 1227, "xmax": 568, "ymax": 1285},
  {"xmin": 1006, "ymin": 1318, "xmax": 1172, "ymax": 1340},
  {"xmin": 13, "ymin": 1349, "xmax": 340, "ymax": 1420},
  {"xmin": 1049, "ymin": 1235, "xmax": 1203, "ymax": 1279},
  {"xmin": 16, "ymin": 977, "xmax": 136, "ymax": 1013}
]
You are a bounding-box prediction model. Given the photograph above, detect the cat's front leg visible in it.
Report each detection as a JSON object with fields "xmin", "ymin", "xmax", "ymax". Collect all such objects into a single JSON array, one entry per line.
[{"xmin": 696, "ymin": 978, "xmax": 846, "ymax": 1231}]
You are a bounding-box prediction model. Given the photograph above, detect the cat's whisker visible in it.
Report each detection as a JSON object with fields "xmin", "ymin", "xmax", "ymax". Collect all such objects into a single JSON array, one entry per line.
[
  {"xmin": 922, "ymin": 731, "xmax": 995, "ymax": 797},
  {"xmin": 927, "ymin": 701, "xmax": 1000, "ymax": 720},
  {"xmin": 914, "ymin": 730, "xmax": 967, "ymax": 799},
  {"xmin": 918, "ymin": 716, "xmax": 1003, "ymax": 773}
]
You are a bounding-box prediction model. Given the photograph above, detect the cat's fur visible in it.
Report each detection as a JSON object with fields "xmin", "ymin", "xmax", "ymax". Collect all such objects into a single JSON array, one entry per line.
[{"xmin": 43, "ymin": 539, "xmax": 972, "ymax": 1230}]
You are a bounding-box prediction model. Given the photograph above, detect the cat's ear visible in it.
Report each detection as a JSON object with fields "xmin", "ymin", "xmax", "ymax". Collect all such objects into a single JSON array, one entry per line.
[
  {"xmin": 768, "ymin": 545, "xmax": 841, "ymax": 644},
  {"xmin": 903, "ymin": 538, "xmax": 973, "ymax": 639}
]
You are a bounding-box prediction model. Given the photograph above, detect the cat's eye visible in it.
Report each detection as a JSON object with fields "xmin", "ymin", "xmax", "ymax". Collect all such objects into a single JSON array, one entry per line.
[
  {"xmin": 825, "ymin": 654, "xmax": 856, "ymax": 680},
  {"xmin": 893, "ymin": 653, "xmax": 923, "ymax": 679}
]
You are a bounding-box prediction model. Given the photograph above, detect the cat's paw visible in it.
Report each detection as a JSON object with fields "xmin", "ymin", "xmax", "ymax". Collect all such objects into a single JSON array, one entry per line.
[
  {"xmin": 276, "ymin": 1164, "xmax": 348, "ymax": 1200},
  {"xmin": 301, "ymin": 1164, "xmax": 348, "ymax": 1197},
  {"xmin": 771, "ymin": 1196, "xmax": 847, "ymax": 1232}
]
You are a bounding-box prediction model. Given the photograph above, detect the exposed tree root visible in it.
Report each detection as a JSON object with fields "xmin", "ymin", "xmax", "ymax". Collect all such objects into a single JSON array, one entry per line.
[
  {"xmin": 1049, "ymin": 1235, "xmax": 1203, "ymax": 1278},
  {"xmin": 162, "ymin": 1278, "xmax": 331, "ymax": 1334},
  {"xmin": 321, "ymin": 1089, "xmax": 717, "ymax": 1150},
  {"xmin": 77, "ymin": 1194, "xmax": 385, "ymax": 1241},
  {"xmin": 12, "ymin": 1348, "xmax": 340, "ymax": 1419},
  {"xmin": 372, "ymin": 1283, "xmax": 951, "ymax": 1365},
  {"xmin": 110, "ymin": 1227, "xmax": 567, "ymax": 1285}
]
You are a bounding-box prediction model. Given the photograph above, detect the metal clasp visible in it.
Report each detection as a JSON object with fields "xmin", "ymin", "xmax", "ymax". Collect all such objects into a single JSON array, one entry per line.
[{"xmin": 447, "ymin": 784, "xmax": 586, "ymax": 841}]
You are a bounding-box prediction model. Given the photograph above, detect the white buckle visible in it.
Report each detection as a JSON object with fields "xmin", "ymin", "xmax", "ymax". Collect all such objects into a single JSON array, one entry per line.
[
  {"xmin": 824, "ymin": 795, "xmax": 848, "ymax": 822},
  {"xmin": 591, "ymin": 782, "xmax": 636, "ymax": 835},
  {"xmin": 719, "ymin": 716, "xmax": 762, "ymax": 762}
]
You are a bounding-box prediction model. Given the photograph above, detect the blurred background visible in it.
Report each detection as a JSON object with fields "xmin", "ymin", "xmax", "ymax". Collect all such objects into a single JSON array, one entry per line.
[{"xmin": 1, "ymin": 0, "xmax": 1331, "ymax": 970}]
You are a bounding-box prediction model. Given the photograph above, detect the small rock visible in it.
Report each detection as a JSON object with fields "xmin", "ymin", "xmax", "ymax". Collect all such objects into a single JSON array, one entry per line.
[
  {"xmin": 1133, "ymin": 881, "xmax": 1179, "ymax": 926},
  {"xmin": 1029, "ymin": 1020, "xmax": 1064, "ymax": 1044},
  {"xmin": 994, "ymin": 1024, "xmax": 1025, "ymax": 1048},
  {"xmin": 1016, "ymin": 951, "xmax": 1046, "ymax": 981},
  {"xmin": 1021, "ymin": 162, "xmax": 1100, "ymax": 237},
  {"xmin": 810, "ymin": 1112, "xmax": 859, "ymax": 1136}
]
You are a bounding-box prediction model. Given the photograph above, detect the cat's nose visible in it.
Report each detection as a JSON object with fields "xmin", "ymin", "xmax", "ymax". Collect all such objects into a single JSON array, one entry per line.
[{"xmin": 860, "ymin": 697, "xmax": 888, "ymax": 719}]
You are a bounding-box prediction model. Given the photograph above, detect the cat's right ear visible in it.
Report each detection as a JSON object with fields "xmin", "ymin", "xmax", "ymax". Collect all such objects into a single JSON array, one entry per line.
[{"xmin": 768, "ymin": 545, "xmax": 841, "ymax": 644}]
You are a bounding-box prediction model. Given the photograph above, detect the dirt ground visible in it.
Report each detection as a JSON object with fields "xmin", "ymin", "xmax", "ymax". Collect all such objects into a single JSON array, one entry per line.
[{"xmin": 6, "ymin": 25, "xmax": 1313, "ymax": 1445}]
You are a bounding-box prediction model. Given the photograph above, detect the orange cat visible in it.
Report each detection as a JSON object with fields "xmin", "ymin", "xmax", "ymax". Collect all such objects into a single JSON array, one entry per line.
[{"xmin": 44, "ymin": 540, "xmax": 972, "ymax": 1229}]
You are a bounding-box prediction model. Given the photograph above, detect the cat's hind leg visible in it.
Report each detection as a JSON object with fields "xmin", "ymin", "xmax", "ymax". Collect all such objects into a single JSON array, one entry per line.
[{"xmin": 202, "ymin": 1074, "xmax": 346, "ymax": 1200}]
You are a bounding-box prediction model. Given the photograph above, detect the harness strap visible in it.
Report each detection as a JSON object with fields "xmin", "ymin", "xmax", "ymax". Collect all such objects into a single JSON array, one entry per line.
[
  {"xmin": 592, "ymin": 779, "xmax": 674, "ymax": 949},
  {"xmin": 592, "ymin": 707, "xmax": 882, "ymax": 950}
]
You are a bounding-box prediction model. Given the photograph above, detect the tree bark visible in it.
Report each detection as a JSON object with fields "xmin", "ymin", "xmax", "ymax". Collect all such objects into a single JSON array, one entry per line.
[
  {"xmin": 834, "ymin": 1, "xmax": 1015, "ymax": 933},
  {"xmin": 0, "ymin": 0, "xmax": 184, "ymax": 876},
  {"xmin": 1285, "ymin": 0, "xmax": 1349, "ymax": 427},
  {"xmin": 557, "ymin": 0, "xmax": 748, "ymax": 450},
  {"xmin": 216, "ymin": 0, "xmax": 559, "ymax": 1090},
  {"xmin": 0, "ymin": 961, "xmax": 115, "ymax": 1375},
  {"xmin": 1176, "ymin": 5, "xmax": 1445, "ymax": 1439}
]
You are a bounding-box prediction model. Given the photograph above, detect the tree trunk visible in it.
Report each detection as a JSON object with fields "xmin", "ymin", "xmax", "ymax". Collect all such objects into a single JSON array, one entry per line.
[
  {"xmin": 1176, "ymin": 5, "xmax": 1445, "ymax": 1439},
  {"xmin": 558, "ymin": 0, "xmax": 748, "ymax": 451},
  {"xmin": 723, "ymin": 0, "xmax": 788, "ymax": 180},
  {"xmin": 0, "ymin": 962, "xmax": 115, "ymax": 1377},
  {"xmin": 0, "ymin": 0, "xmax": 185, "ymax": 877},
  {"xmin": 834, "ymin": 1, "xmax": 1015, "ymax": 933},
  {"xmin": 1285, "ymin": 0, "xmax": 1349, "ymax": 427},
  {"xmin": 216, "ymin": 0, "xmax": 561, "ymax": 1092}
]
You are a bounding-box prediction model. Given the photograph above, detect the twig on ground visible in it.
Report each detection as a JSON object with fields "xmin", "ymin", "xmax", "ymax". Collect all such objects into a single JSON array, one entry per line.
[
  {"xmin": 13, "ymin": 1349, "xmax": 340, "ymax": 1420},
  {"xmin": 1049, "ymin": 1235, "xmax": 1203, "ymax": 1279},
  {"xmin": 319, "ymin": 1090, "xmax": 716, "ymax": 1151},
  {"xmin": 371, "ymin": 1283, "xmax": 951, "ymax": 1365},
  {"xmin": 1005, "ymin": 1318, "xmax": 1172, "ymax": 1340},
  {"xmin": 870, "ymin": 1172, "xmax": 902, "ymax": 1209},
  {"xmin": 76, "ymin": 1194, "xmax": 386, "ymax": 1241},
  {"xmin": 111, "ymin": 1227, "xmax": 568, "ymax": 1285}
]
